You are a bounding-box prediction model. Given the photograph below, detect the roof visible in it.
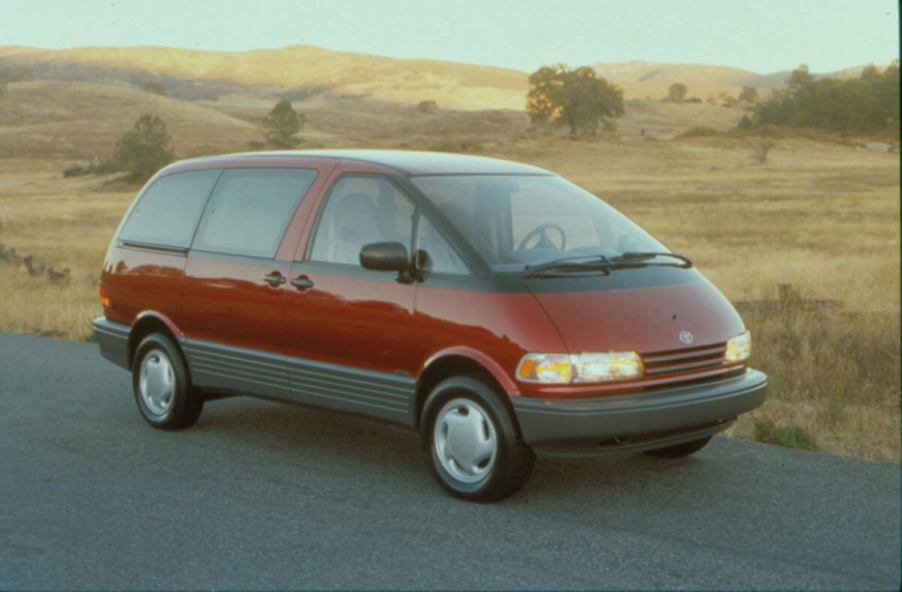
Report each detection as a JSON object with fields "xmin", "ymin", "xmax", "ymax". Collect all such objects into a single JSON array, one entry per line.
[{"xmin": 169, "ymin": 149, "xmax": 553, "ymax": 176}]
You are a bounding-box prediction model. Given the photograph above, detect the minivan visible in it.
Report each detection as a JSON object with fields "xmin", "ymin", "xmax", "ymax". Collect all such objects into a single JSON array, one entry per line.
[{"xmin": 94, "ymin": 150, "xmax": 767, "ymax": 501}]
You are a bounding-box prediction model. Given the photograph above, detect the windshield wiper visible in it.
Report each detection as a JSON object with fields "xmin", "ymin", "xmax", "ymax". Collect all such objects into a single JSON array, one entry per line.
[
  {"xmin": 524, "ymin": 255, "xmax": 612, "ymax": 278},
  {"xmin": 523, "ymin": 251, "xmax": 692, "ymax": 278},
  {"xmin": 610, "ymin": 252, "xmax": 693, "ymax": 268}
]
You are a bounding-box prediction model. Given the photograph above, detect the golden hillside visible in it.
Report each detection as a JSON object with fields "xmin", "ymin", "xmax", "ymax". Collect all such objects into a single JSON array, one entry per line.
[
  {"xmin": 0, "ymin": 81, "xmax": 261, "ymax": 158},
  {"xmin": 593, "ymin": 61, "xmax": 774, "ymax": 100},
  {"xmin": 0, "ymin": 45, "xmax": 529, "ymax": 110},
  {"xmin": 1, "ymin": 45, "xmax": 863, "ymax": 107}
]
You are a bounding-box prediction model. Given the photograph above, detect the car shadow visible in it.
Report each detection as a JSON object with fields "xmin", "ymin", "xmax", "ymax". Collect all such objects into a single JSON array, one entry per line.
[{"xmin": 192, "ymin": 395, "xmax": 734, "ymax": 505}]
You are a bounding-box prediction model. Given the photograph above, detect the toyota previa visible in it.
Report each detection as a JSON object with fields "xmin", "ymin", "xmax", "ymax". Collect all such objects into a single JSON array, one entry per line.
[{"xmin": 94, "ymin": 150, "xmax": 767, "ymax": 501}]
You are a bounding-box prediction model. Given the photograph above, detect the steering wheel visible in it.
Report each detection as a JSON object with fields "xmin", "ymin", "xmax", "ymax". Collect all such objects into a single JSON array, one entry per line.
[{"xmin": 517, "ymin": 223, "xmax": 567, "ymax": 251}]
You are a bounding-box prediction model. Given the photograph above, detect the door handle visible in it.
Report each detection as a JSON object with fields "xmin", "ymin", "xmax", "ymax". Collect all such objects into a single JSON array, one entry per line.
[
  {"xmin": 263, "ymin": 272, "xmax": 286, "ymax": 286},
  {"xmin": 290, "ymin": 275, "xmax": 314, "ymax": 290}
]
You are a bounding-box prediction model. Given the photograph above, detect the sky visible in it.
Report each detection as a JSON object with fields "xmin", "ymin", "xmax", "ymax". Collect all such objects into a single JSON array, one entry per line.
[{"xmin": 1, "ymin": 0, "xmax": 898, "ymax": 74}]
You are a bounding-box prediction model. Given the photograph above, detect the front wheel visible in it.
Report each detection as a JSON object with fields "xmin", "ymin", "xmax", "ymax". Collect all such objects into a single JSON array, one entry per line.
[
  {"xmin": 644, "ymin": 436, "xmax": 712, "ymax": 458},
  {"xmin": 132, "ymin": 333, "xmax": 203, "ymax": 430},
  {"xmin": 421, "ymin": 376, "xmax": 534, "ymax": 502}
]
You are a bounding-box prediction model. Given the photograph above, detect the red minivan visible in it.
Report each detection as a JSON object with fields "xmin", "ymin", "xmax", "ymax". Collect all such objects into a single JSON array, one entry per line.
[{"xmin": 94, "ymin": 150, "xmax": 766, "ymax": 501}]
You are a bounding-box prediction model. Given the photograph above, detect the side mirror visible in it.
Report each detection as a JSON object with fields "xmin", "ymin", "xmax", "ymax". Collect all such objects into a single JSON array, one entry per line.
[{"xmin": 359, "ymin": 242, "xmax": 410, "ymax": 273}]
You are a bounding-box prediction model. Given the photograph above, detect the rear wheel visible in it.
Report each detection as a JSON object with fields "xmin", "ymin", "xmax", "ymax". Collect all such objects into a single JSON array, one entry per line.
[
  {"xmin": 132, "ymin": 333, "xmax": 203, "ymax": 430},
  {"xmin": 644, "ymin": 436, "xmax": 712, "ymax": 458},
  {"xmin": 421, "ymin": 375, "xmax": 534, "ymax": 502}
]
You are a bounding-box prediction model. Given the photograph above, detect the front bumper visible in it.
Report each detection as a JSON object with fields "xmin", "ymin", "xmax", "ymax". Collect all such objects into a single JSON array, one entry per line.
[{"xmin": 512, "ymin": 369, "xmax": 767, "ymax": 455}]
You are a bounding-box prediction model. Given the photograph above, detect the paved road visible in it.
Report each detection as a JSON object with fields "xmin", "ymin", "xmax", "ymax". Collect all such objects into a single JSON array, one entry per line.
[{"xmin": 0, "ymin": 333, "xmax": 899, "ymax": 590}]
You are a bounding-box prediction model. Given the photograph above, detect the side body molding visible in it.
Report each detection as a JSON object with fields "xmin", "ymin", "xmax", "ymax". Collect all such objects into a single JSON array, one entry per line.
[{"xmin": 181, "ymin": 338, "xmax": 418, "ymax": 426}]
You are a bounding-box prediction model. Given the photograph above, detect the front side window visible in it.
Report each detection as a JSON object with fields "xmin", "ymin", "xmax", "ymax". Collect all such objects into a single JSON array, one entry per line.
[
  {"xmin": 193, "ymin": 168, "xmax": 317, "ymax": 258},
  {"xmin": 119, "ymin": 169, "xmax": 220, "ymax": 249},
  {"xmin": 310, "ymin": 176, "xmax": 415, "ymax": 266},
  {"xmin": 410, "ymin": 175, "xmax": 666, "ymax": 272}
]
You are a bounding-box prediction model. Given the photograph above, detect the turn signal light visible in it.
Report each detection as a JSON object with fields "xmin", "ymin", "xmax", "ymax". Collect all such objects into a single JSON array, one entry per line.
[{"xmin": 99, "ymin": 285, "xmax": 111, "ymax": 309}]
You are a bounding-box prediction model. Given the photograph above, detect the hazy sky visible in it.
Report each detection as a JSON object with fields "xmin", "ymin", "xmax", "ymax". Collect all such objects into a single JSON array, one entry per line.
[{"xmin": 2, "ymin": 0, "xmax": 898, "ymax": 73}]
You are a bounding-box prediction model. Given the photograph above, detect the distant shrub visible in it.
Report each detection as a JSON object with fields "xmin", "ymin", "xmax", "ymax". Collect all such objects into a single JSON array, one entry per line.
[
  {"xmin": 739, "ymin": 86, "xmax": 759, "ymax": 103},
  {"xmin": 737, "ymin": 114, "xmax": 754, "ymax": 130},
  {"xmin": 264, "ymin": 99, "xmax": 304, "ymax": 147},
  {"xmin": 247, "ymin": 140, "xmax": 265, "ymax": 150},
  {"xmin": 668, "ymin": 83, "xmax": 688, "ymax": 102},
  {"xmin": 112, "ymin": 114, "xmax": 176, "ymax": 181},
  {"xmin": 0, "ymin": 79, "xmax": 6, "ymax": 98},
  {"xmin": 687, "ymin": 97, "xmax": 702, "ymax": 103},
  {"xmin": 417, "ymin": 100, "xmax": 438, "ymax": 114},
  {"xmin": 62, "ymin": 164, "xmax": 87, "ymax": 178},
  {"xmin": 678, "ymin": 125, "xmax": 719, "ymax": 138},
  {"xmin": 754, "ymin": 418, "xmax": 819, "ymax": 451},
  {"xmin": 142, "ymin": 81, "xmax": 167, "ymax": 96}
]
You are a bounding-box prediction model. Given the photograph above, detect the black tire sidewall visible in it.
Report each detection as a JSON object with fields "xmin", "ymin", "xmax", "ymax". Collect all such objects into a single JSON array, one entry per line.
[
  {"xmin": 421, "ymin": 376, "xmax": 530, "ymax": 501},
  {"xmin": 131, "ymin": 333, "xmax": 195, "ymax": 429}
]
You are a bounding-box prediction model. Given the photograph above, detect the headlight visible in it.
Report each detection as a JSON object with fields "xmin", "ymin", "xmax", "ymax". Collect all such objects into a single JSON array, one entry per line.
[
  {"xmin": 725, "ymin": 330, "xmax": 752, "ymax": 363},
  {"xmin": 516, "ymin": 352, "xmax": 643, "ymax": 384}
]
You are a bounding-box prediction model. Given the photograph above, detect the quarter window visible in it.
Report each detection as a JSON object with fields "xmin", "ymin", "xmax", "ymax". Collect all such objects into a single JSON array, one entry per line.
[
  {"xmin": 119, "ymin": 170, "xmax": 220, "ymax": 249},
  {"xmin": 193, "ymin": 168, "xmax": 317, "ymax": 258},
  {"xmin": 415, "ymin": 216, "xmax": 468, "ymax": 275},
  {"xmin": 310, "ymin": 176, "xmax": 415, "ymax": 266}
]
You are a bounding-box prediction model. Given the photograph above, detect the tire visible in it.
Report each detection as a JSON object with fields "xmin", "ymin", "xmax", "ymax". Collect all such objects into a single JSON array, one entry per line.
[
  {"xmin": 644, "ymin": 436, "xmax": 712, "ymax": 458},
  {"xmin": 421, "ymin": 375, "xmax": 535, "ymax": 502},
  {"xmin": 132, "ymin": 333, "xmax": 203, "ymax": 430}
]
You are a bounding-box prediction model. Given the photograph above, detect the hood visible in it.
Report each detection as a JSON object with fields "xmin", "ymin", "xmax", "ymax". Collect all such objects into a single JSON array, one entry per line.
[{"xmin": 525, "ymin": 267, "xmax": 744, "ymax": 354}]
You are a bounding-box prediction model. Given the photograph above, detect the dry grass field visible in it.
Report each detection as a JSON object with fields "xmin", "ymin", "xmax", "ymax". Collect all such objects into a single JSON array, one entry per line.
[{"xmin": 0, "ymin": 79, "xmax": 898, "ymax": 462}]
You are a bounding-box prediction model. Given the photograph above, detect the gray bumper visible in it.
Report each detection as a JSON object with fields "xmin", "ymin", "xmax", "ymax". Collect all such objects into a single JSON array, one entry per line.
[
  {"xmin": 92, "ymin": 317, "xmax": 130, "ymax": 370},
  {"xmin": 512, "ymin": 369, "xmax": 767, "ymax": 455}
]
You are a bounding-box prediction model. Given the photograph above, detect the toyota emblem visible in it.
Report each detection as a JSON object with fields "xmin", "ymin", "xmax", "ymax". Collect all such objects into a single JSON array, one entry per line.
[{"xmin": 679, "ymin": 331, "xmax": 694, "ymax": 345}]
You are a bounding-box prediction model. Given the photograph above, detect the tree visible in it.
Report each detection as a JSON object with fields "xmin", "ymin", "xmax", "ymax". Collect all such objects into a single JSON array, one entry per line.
[
  {"xmin": 739, "ymin": 86, "xmax": 759, "ymax": 103},
  {"xmin": 113, "ymin": 114, "xmax": 175, "ymax": 180},
  {"xmin": 264, "ymin": 99, "xmax": 304, "ymax": 147},
  {"xmin": 526, "ymin": 64, "xmax": 624, "ymax": 136},
  {"xmin": 788, "ymin": 65, "xmax": 814, "ymax": 92},
  {"xmin": 668, "ymin": 83, "xmax": 688, "ymax": 102},
  {"xmin": 143, "ymin": 81, "xmax": 167, "ymax": 96}
]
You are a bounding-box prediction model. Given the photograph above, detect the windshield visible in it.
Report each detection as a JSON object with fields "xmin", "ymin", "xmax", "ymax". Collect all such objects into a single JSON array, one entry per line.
[{"xmin": 410, "ymin": 175, "xmax": 667, "ymax": 272}]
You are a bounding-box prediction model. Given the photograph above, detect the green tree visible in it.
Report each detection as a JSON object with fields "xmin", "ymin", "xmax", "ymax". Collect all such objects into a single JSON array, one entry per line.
[
  {"xmin": 113, "ymin": 114, "xmax": 176, "ymax": 180},
  {"xmin": 526, "ymin": 64, "xmax": 624, "ymax": 136},
  {"xmin": 752, "ymin": 62, "xmax": 899, "ymax": 134},
  {"xmin": 668, "ymin": 83, "xmax": 688, "ymax": 102},
  {"xmin": 788, "ymin": 65, "xmax": 814, "ymax": 92},
  {"xmin": 739, "ymin": 86, "xmax": 759, "ymax": 103},
  {"xmin": 143, "ymin": 81, "xmax": 167, "ymax": 96},
  {"xmin": 264, "ymin": 99, "xmax": 304, "ymax": 147}
]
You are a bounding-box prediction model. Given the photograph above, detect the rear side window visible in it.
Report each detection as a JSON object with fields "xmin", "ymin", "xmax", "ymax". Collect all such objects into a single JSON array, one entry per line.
[
  {"xmin": 193, "ymin": 168, "xmax": 317, "ymax": 258},
  {"xmin": 119, "ymin": 170, "xmax": 220, "ymax": 249}
]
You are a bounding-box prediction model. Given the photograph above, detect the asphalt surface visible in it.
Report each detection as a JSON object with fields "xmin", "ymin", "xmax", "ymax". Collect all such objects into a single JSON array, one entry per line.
[{"xmin": 0, "ymin": 333, "xmax": 899, "ymax": 591}]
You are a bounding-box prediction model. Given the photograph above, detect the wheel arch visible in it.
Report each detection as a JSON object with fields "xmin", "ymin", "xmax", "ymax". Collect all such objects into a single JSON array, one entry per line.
[
  {"xmin": 127, "ymin": 311, "xmax": 185, "ymax": 369},
  {"xmin": 414, "ymin": 347, "xmax": 520, "ymax": 428}
]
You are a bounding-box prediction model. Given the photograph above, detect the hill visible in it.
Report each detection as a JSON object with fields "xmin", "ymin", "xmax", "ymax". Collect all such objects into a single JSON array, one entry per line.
[
  {"xmin": 0, "ymin": 45, "xmax": 528, "ymax": 111},
  {"xmin": 1, "ymin": 45, "xmax": 878, "ymax": 108},
  {"xmin": 0, "ymin": 81, "xmax": 261, "ymax": 158}
]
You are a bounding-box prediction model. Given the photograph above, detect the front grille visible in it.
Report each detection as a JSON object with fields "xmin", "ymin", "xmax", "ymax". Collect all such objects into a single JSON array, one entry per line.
[{"xmin": 642, "ymin": 343, "xmax": 727, "ymax": 376}]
